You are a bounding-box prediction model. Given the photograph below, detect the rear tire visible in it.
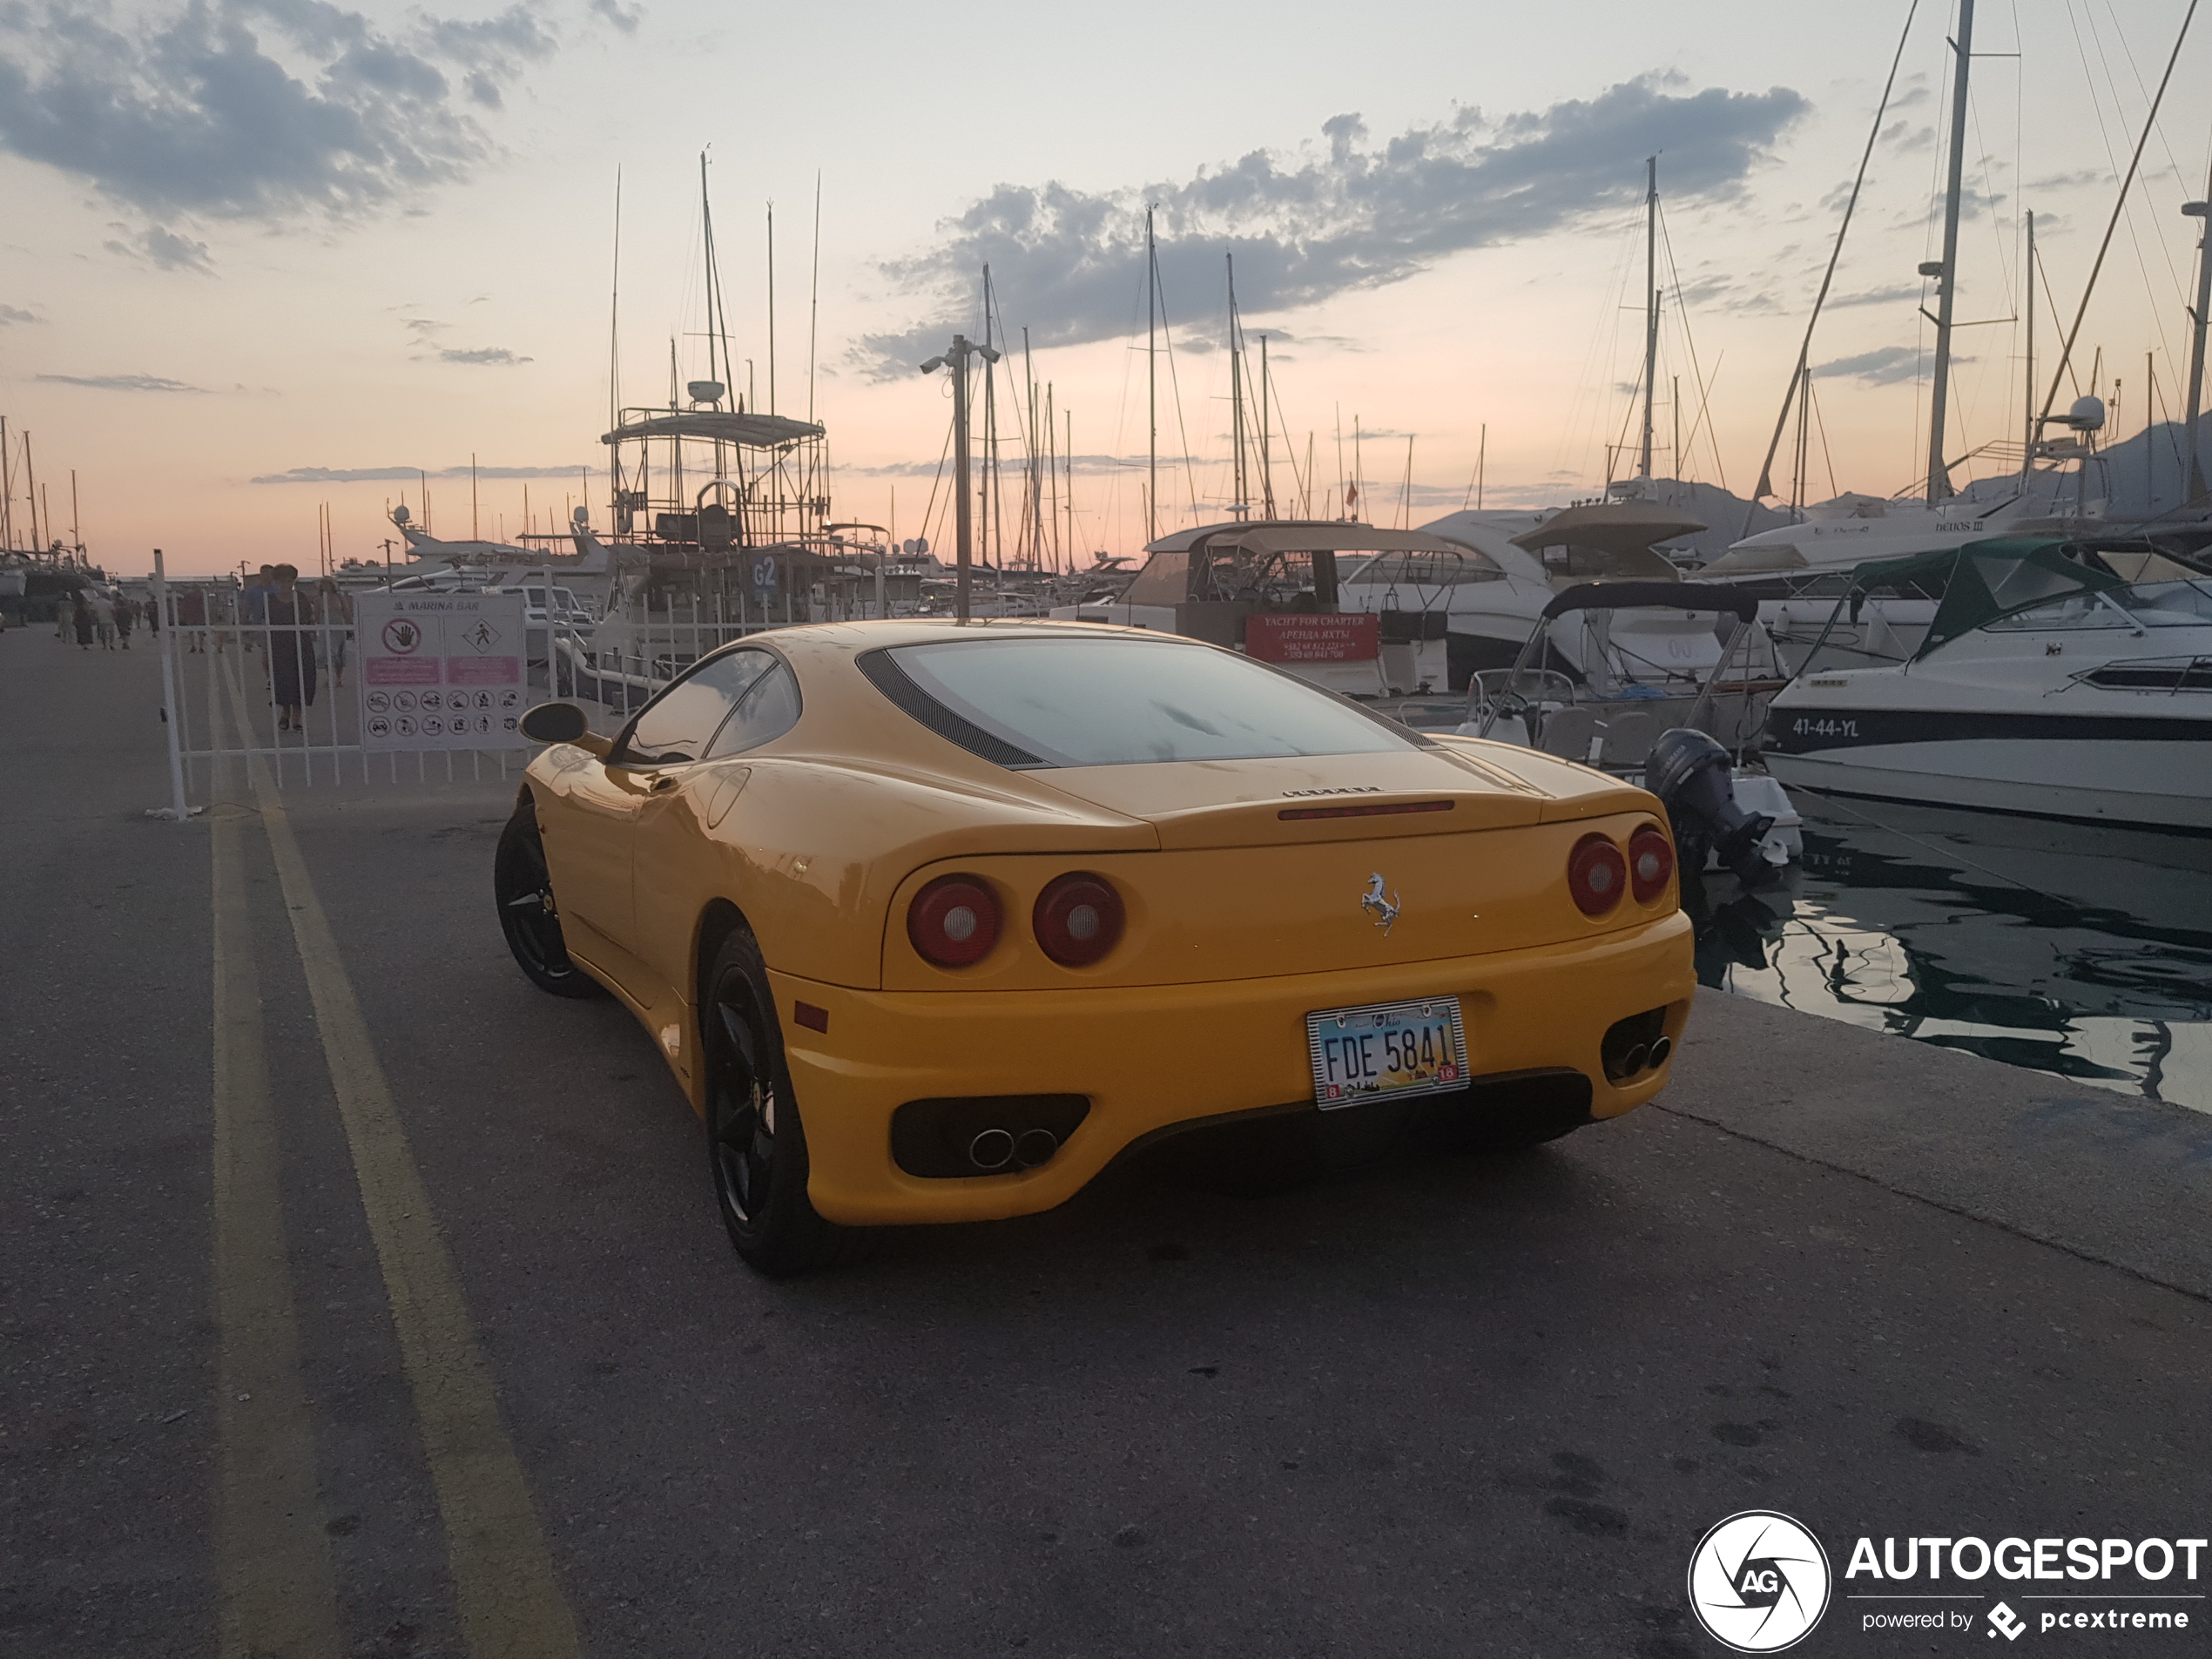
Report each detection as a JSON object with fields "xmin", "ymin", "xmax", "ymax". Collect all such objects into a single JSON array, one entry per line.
[
  {"xmin": 493, "ymin": 803, "xmax": 605, "ymax": 999},
  {"xmin": 704, "ymin": 929, "xmax": 868, "ymax": 1276}
]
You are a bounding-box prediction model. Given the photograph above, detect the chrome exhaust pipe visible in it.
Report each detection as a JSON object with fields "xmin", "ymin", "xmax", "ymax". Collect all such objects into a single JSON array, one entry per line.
[
  {"xmin": 968, "ymin": 1129, "xmax": 1015, "ymax": 1171},
  {"xmin": 1621, "ymin": 1043, "xmax": 1650, "ymax": 1076},
  {"xmin": 1649, "ymin": 1036, "xmax": 1672, "ymax": 1069},
  {"xmin": 1013, "ymin": 1128, "xmax": 1060, "ymax": 1169}
]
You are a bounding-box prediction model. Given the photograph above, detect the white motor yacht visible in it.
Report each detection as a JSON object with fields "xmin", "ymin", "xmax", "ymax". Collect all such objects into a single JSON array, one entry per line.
[
  {"xmin": 1334, "ymin": 502, "xmax": 1773, "ymax": 691},
  {"xmin": 1764, "ymin": 537, "xmax": 2212, "ymax": 830}
]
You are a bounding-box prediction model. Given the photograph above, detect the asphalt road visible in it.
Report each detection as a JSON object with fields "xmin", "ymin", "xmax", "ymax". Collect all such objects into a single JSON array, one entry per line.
[{"xmin": 5, "ymin": 628, "xmax": 2209, "ymax": 1659}]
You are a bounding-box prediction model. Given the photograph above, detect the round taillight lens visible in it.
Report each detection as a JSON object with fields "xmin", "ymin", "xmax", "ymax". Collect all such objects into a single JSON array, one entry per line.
[
  {"xmin": 1568, "ymin": 833, "xmax": 1627, "ymax": 917},
  {"xmin": 907, "ymin": 875, "xmax": 1001, "ymax": 967},
  {"xmin": 1629, "ymin": 825, "xmax": 1676, "ymax": 904},
  {"xmin": 1033, "ymin": 872, "xmax": 1124, "ymax": 967}
]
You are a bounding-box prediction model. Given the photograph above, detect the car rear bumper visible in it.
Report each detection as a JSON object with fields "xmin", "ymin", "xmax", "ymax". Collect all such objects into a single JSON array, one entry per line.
[{"xmin": 772, "ymin": 911, "xmax": 1695, "ymax": 1226}]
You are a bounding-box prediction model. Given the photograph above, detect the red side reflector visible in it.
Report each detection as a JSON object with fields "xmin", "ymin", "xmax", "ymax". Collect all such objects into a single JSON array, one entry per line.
[
  {"xmin": 793, "ymin": 1001, "xmax": 829, "ymax": 1033},
  {"xmin": 1278, "ymin": 799, "xmax": 1455, "ymax": 821}
]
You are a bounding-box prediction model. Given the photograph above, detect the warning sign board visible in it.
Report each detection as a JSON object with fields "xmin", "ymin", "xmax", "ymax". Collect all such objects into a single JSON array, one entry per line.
[
  {"xmin": 355, "ymin": 591, "xmax": 529, "ymax": 751},
  {"xmin": 1244, "ymin": 613, "xmax": 1379, "ymax": 663}
]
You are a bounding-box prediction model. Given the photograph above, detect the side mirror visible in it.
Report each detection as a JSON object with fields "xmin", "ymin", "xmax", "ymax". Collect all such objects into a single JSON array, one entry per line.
[{"xmin": 520, "ymin": 701, "xmax": 611, "ymax": 756}]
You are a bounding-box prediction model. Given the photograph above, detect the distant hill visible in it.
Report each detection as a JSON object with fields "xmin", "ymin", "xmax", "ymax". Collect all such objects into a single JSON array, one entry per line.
[
  {"xmin": 2089, "ymin": 421, "xmax": 2209, "ymax": 519},
  {"xmin": 1420, "ymin": 428, "xmax": 2209, "ymax": 564},
  {"xmin": 1424, "ymin": 480, "xmax": 1794, "ymax": 565}
]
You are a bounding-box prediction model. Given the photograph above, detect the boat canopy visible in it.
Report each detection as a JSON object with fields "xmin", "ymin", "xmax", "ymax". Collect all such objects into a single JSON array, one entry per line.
[
  {"xmin": 1541, "ymin": 580, "xmax": 1759, "ymax": 622},
  {"xmin": 1838, "ymin": 537, "xmax": 2127, "ymax": 658},
  {"xmin": 602, "ymin": 411, "xmax": 826, "ymax": 448},
  {"xmin": 1142, "ymin": 521, "xmax": 1470, "ymax": 556},
  {"xmin": 1510, "ymin": 502, "xmax": 1705, "ymax": 555}
]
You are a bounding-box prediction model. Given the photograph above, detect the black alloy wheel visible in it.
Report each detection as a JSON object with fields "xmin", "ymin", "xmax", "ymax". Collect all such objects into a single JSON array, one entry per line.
[
  {"xmin": 704, "ymin": 929, "xmax": 867, "ymax": 1276},
  {"xmin": 493, "ymin": 804, "xmax": 604, "ymax": 999}
]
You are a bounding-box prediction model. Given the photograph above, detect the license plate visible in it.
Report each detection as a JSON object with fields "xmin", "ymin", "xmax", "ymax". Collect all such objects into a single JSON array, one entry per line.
[{"xmin": 1305, "ymin": 996, "xmax": 1467, "ymax": 1109}]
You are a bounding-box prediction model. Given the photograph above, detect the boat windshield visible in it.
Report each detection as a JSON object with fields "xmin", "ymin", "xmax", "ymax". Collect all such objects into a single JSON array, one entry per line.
[
  {"xmin": 1345, "ymin": 549, "xmax": 1503, "ymax": 588},
  {"xmin": 1984, "ymin": 578, "xmax": 2212, "ymax": 631}
]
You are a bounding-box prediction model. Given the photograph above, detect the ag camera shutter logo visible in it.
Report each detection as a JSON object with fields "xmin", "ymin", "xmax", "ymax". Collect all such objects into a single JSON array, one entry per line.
[{"xmin": 1688, "ymin": 1510, "xmax": 1832, "ymax": 1652}]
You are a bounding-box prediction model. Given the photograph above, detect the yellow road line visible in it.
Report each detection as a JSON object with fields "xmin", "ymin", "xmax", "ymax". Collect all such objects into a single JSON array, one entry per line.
[
  {"xmin": 210, "ymin": 714, "xmax": 344, "ymax": 1659},
  {"xmin": 219, "ymin": 665, "xmax": 583, "ymax": 1659}
]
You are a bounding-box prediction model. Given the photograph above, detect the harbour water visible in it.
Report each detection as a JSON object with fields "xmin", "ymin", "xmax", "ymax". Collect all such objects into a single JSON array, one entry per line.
[{"xmin": 1690, "ymin": 793, "xmax": 2212, "ymax": 1115}]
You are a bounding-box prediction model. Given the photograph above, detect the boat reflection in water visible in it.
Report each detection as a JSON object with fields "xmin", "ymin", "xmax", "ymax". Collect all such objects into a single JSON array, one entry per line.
[{"xmin": 1684, "ymin": 794, "xmax": 2212, "ymax": 1113}]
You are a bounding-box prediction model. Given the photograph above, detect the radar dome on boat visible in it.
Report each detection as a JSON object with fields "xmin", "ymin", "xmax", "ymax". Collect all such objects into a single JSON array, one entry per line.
[
  {"xmin": 572, "ymin": 505, "xmax": 590, "ymax": 526},
  {"xmin": 392, "ymin": 503, "xmax": 411, "ymax": 524},
  {"xmin": 2066, "ymin": 395, "xmax": 2106, "ymax": 432},
  {"xmin": 686, "ymin": 380, "xmax": 726, "ymax": 405}
]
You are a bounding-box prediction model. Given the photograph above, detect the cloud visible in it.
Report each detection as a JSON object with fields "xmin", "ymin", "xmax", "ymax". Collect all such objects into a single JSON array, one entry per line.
[
  {"xmin": 2025, "ymin": 168, "xmax": 2106, "ymax": 192},
  {"xmin": 1828, "ymin": 281, "xmax": 1920, "ymax": 309},
  {"xmin": 437, "ymin": 346, "xmax": 531, "ymax": 365},
  {"xmin": 0, "ymin": 0, "xmax": 563, "ymax": 230},
  {"xmin": 1816, "ymin": 345, "xmax": 1970, "ymax": 386},
  {"xmin": 37, "ymin": 371, "xmax": 211, "ymax": 392},
  {"xmin": 855, "ymin": 73, "xmax": 1809, "ymax": 375},
  {"xmin": 588, "ymin": 0, "xmax": 642, "ymax": 33},
  {"xmin": 252, "ymin": 462, "xmax": 586, "ymax": 482},
  {"xmin": 101, "ymin": 224, "xmax": 213, "ymax": 273},
  {"xmin": 0, "ymin": 304, "xmax": 39, "ymax": 325}
]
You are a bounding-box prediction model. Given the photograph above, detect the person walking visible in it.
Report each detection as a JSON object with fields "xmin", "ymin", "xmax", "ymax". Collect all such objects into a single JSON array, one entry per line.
[
  {"xmin": 71, "ymin": 591, "xmax": 94, "ymax": 650},
  {"xmin": 94, "ymin": 591, "xmax": 116, "ymax": 649},
  {"xmin": 266, "ymin": 564, "xmax": 318, "ymax": 731},
  {"xmin": 112, "ymin": 595, "xmax": 134, "ymax": 651},
  {"xmin": 242, "ymin": 565, "xmax": 273, "ymax": 664},
  {"xmin": 54, "ymin": 591, "xmax": 72, "ymax": 639},
  {"xmin": 315, "ymin": 577, "xmax": 354, "ymax": 690},
  {"xmin": 179, "ymin": 585, "xmax": 206, "ymax": 652}
]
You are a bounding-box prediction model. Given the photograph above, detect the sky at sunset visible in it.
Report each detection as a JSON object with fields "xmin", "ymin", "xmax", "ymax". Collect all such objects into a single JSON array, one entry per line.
[{"xmin": 2, "ymin": 0, "xmax": 2208, "ymax": 577}]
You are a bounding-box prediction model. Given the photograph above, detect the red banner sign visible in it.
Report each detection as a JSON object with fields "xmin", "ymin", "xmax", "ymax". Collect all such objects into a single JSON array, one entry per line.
[{"xmin": 1244, "ymin": 613, "xmax": 1379, "ymax": 663}]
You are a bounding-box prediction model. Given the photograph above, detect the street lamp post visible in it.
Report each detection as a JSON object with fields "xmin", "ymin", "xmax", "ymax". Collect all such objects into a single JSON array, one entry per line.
[{"xmin": 921, "ymin": 334, "xmax": 1000, "ymax": 625}]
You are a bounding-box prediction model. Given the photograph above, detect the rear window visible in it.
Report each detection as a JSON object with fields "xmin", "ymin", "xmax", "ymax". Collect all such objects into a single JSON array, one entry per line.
[{"xmin": 868, "ymin": 635, "xmax": 1417, "ymax": 767}]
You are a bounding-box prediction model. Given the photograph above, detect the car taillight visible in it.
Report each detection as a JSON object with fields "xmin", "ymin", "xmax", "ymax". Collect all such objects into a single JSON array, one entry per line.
[
  {"xmin": 1568, "ymin": 833, "xmax": 1627, "ymax": 917},
  {"xmin": 1033, "ymin": 873, "xmax": 1124, "ymax": 967},
  {"xmin": 907, "ymin": 875, "xmax": 1001, "ymax": 967},
  {"xmin": 1629, "ymin": 824, "xmax": 1676, "ymax": 904}
]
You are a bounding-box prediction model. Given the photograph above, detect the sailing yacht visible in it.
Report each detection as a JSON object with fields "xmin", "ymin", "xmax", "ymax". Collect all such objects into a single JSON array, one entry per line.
[{"xmin": 1702, "ymin": 0, "xmax": 2211, "ymax": 676}]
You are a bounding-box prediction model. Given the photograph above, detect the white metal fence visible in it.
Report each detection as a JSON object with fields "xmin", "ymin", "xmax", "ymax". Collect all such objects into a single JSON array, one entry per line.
[{"xmin": 150, "ymin": 555, "xmax": 779, "ymax": 810}]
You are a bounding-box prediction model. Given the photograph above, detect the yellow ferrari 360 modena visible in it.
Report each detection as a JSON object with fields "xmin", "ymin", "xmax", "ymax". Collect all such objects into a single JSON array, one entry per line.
[{"xmin": 497, "ymin": 619, "xmax": 1694, "ymax": 1273}]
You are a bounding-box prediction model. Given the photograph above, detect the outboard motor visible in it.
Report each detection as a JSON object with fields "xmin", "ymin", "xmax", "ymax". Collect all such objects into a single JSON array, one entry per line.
[{"xmin": 1645, "ymin": 728, "xmax": 1775, "ymax": 885}]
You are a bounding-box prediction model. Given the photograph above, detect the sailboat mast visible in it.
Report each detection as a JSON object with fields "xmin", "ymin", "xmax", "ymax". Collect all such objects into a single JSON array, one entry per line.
[
  {"xmin": 608, "ymin": 168, "xmax": 622, "ymax": 437},
  {"xmin": 1146, "ymin": 208, "xmax": 1159, "ymax": 543},
  {"xmin": 1258, "ymin": 334, "xmax": 1275, "ymax": 518},
  {"xmin": 2183, "ymin": 167, "xmax": 2212, "ymax": 503},
  {"xmin": 765, "ymin": 201, "xmax": 777, "ymax": 416},
  {"xmin": 1925, "ymin": 0, "xmax": 1976, "ymax": 503},
  {"xmin": 981, "ymin": 266, "xmax": 998, "ymax": 570},
  {"xmin": 1024, "ymin": 327, "xmax": 1042, "ymax": 569},
  {"xmin": 2022, "ymin": 209, "xmax": 2037, "ymax": 491},
  {"xmin": 1227, "ymin": 254, "xmax": 1247, "ymax": 521},
  {"xmin": 808, "ymin": 172, "xmax": 822, "ymax": 425},
  {"xmin": 1641, "ymin": 155, "xmax": 1658, "ymax": 479}
]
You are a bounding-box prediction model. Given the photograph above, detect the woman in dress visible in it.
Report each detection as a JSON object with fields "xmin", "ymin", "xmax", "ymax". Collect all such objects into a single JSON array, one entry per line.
[{"xmin": 266, "ymin": 565, "xmax": 318, "ymax": 731}]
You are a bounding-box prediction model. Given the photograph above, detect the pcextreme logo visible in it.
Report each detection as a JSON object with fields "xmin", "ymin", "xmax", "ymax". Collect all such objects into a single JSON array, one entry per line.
[{"xmin": 1688, "ymin": 1510, "xmax": 1833, "ymax": 1653}]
